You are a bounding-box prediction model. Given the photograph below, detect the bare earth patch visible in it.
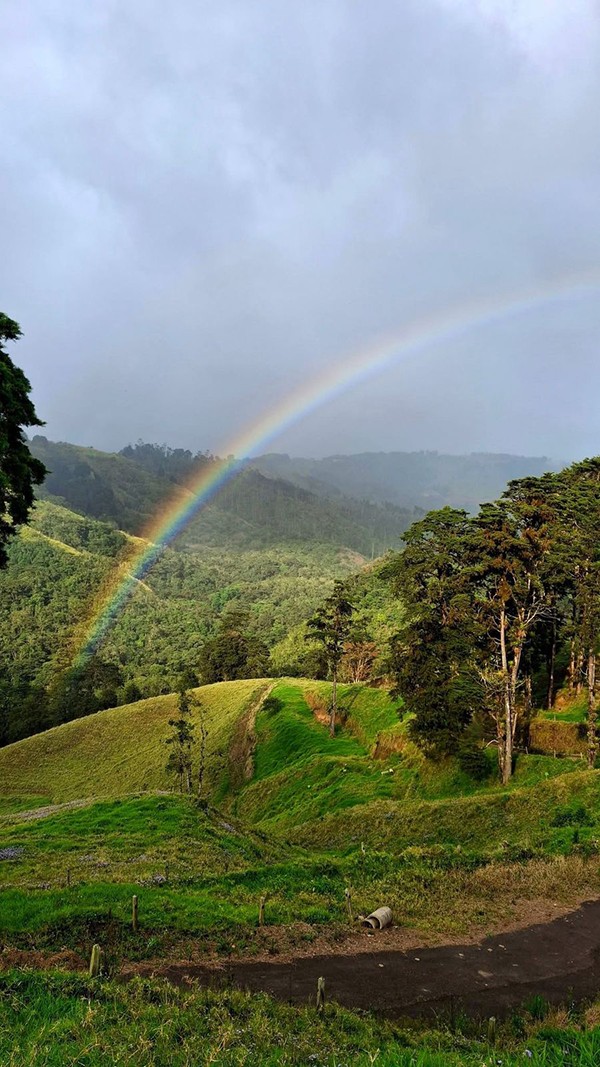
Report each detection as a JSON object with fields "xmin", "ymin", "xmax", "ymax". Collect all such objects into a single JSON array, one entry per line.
[{"xmin": 121, "ymin": 897, "xmax": 600, "ymax": 1020}]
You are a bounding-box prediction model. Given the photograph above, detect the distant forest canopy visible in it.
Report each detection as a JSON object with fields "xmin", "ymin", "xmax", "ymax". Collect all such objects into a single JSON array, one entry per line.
[
  {"xmin": 0, "ymin": 437, "xmax": 406, "ymax": 746},
  {"xmin": 1, "ymin": 435, "xmax": 569, "ymax": 752},
  {"xmin": 119, "ymin": 440, "xmax": 218, "ymax": 484},
  {"xmin": 28, "ymin": 437, "xmax": 415, "ymax": 557},
  {"xmin": 251, "ymin": 450, "xmax": 557, "ymax": 513}
]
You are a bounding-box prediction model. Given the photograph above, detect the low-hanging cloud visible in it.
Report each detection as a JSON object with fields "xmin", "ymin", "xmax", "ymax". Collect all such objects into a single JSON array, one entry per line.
[{"xmin": 2, "ymin": 0, "xmax": 600, "ymax": 460}]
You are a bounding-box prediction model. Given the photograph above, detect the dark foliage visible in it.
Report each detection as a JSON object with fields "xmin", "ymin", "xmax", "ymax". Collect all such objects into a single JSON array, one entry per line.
[{"xmin": 0, "ymin": 314, "xmax": 47, "ymax": 567}]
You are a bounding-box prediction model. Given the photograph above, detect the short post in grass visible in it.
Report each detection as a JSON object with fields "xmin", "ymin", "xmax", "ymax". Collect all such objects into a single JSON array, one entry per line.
[
  {"xmin": 88, "ymin": 944, "xmax": 102, "ymax": 978},
  {"xmin": 316, "ymin": 976, "xmax": 325, "ymax": 1011},
  {"xmin": 259, "ymin": 895, "xmax": 266, "ymax": 925},
  {"xmin": 344, "ymin": 887, "xmax": 353, "ymax": 922},
  {"xmin": 132, "ymin": 894, "xmax": 139, "ymax": 933},
  {"xmin": 487, "ymin": 1016, "xmax": 496, "ymax": 1045}
]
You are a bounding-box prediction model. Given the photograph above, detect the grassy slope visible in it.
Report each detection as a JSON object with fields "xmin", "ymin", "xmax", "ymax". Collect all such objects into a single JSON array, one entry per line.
[
  {"xmin": 1, "ymin": 680, "xmax": 600, "ymax": 953},
  {"xmin": 3, "ymin": 970, "xmax": 599, "ymax": 1067},
  {"xmin": 1, "ymin": 677, "xmax": 593, "ymax": 850},
  {"xmin": 4, "ymin": 973, "xmax": 597, "ymax": 1067},
  {"xmin": 233, "ymin": 683, "xmax": 593, "ymax": 856},
  {"xmin": 0, "ymin": 679, "xmax": 267, "ymax": 803}
]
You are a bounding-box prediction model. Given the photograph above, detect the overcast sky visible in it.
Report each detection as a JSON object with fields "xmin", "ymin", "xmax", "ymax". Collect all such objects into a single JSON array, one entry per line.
[{"xmin": 2, "ymin": 0, "xmax": 600, "ymax": 461}]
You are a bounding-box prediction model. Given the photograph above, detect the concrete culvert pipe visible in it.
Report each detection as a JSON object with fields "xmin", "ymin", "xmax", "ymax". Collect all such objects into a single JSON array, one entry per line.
[{"xmin": 361, "ymin": 906, "xmax": 392, "ymax": 929}]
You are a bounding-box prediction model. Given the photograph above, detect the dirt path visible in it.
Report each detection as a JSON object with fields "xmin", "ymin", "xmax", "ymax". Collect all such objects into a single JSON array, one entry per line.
[
  {"xmin": 227, "ymin": 682, "xmax": 274, "ymax": 788},
  {"xmin": 5, "ymin": 798, "xmax": 93, "ymax": 823},
  {"xmin": 130, "ymin": 899, "xmax": 600, "ymax": 1019}
]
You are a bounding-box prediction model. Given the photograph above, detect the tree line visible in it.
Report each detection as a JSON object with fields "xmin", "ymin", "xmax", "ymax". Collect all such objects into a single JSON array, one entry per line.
[{"xmin": 386, "ymin": 459, "xmax": 600, "ymax": 781}]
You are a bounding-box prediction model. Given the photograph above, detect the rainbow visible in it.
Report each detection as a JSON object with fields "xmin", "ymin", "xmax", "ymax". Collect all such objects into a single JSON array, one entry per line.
[{"xmin": 74, "ymin": 269, "xmax": 600, "ymax": 666}]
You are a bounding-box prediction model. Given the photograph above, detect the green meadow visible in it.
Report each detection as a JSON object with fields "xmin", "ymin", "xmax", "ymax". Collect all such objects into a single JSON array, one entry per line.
[{"xmin": 1, "ymin": 680, "xmax": 599, "ymax": 963}]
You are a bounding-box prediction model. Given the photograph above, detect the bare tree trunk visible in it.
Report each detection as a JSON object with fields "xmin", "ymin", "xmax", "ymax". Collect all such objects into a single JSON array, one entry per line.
[
  {"xmin": 587, "ymin": 648, "xmax": 597, "ymax": 770},
  {"xmin": 502, "ymin": 684, "xmax": 513, "ymax": 785},
  {"xmin": 330, "ymin": 667, "xmax": 337, "ymax": 737},
  {"xmin": 499, "ymin": 607, "xmax": 513, "ymax": 784},
  {"xmin": 496, "ymin": 715, "xmax": 505, "ymax": 782},
  {"xmin": 569, "ymin": 638, "xmax": 575, "ymax": 692},
  {"xmin": 547, "ymin": 615, "xmax": 557, "ymax": 709}
]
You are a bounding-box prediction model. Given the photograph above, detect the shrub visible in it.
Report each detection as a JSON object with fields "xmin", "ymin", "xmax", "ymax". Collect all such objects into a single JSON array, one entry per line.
[
  {"xmin": 551, "ymin": 804, "xmax": 594, "ymax": 827},
  {"xmin": 457, "ymin": 741, "xmax": 491, "ymax": 782}
]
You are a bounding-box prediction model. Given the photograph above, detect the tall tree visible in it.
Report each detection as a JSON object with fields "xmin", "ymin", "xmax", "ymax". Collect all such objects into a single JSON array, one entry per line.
[
  {"xmin": 466, "ymin": 495, "xmax": 551, "ymax": 783},
  {"xmin": 306, "ymin": 581, "xmax": 354, "ymax": 736},
  {"xmin": 552, "ymin": 460, "xmax": 600, "ymax": 768},
  {"xmin": 342, "ymin": 619, "xmax": 378, "ymax": 683},
  {"xmin": 0, "ymin": 314, "xmax": 47, "ymax": 567},
  {"xmin": 386, "ymin": 508, "xmax": 478, "ymax": 757},
  {"xmin": 199, "ymin": 611, "xmax": 269, "ymax": 683},
  {"xmin": 165, "ymin": 687, "xmax": 196, "ymax": 793}
]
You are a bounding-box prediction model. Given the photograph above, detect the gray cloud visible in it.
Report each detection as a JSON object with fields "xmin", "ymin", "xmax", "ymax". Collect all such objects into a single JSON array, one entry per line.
[{"xmin": 2, "ymin": 0, "xmax": 600, "ymax": 460}]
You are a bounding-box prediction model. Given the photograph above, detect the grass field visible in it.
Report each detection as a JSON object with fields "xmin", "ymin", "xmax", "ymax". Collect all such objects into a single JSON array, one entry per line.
[
  {"xmin": 2, "ymin": 969, "xmax": 599, "ymax": 1067},
  {"xmin": 2, "ymin": 679, "xmax": 600, "ymax": 1062},
  {"xmin": 0, "ymin": 679, "xmax": 268, "ymax": 802},
  {"xmin": 1, "ymin": 787, "xmax": 599, "ymax": 956}
]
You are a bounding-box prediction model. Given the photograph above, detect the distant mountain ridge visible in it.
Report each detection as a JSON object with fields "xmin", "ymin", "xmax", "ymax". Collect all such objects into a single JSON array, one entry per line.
[
  {"xmin": 27, "ymin": 437, "xmax": 416, "ymax": 557},
  {"xmin": 249, "ymin": 450, "xmax": 556, "ymax": 513}
]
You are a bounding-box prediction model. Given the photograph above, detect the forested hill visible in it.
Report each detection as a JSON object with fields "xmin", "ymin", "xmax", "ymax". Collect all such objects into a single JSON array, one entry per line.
[
  {"xmin": 1, "ymin": 438, "xmax": 411, "ymax": 743},
  {"xmin": 29, "ymin": 437, "xmax": 416, "ymax": 557},
  {"xmin": 0, "ymin": 497, "xmax": 368, "ymax": 743},
  {"xmin": 250, "ymin": 450, "xmax": 555, "ymax": 513}
]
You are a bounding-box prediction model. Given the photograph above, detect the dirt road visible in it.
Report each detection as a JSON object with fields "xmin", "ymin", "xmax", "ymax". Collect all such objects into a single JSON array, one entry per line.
[{"xmin": 139, "ymin": 899, "xmax": 600, "ymax": 1019}]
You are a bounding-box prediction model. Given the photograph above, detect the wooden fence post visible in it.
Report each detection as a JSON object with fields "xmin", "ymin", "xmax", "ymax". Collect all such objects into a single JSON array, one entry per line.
[
  {"xmin": 344, "ymin": 887, "xmax": 353, "ymax": 921},
  {"xmin": 89, "ymin": 944, "xmax": 102, "ymax": 978},
  {"xmin": 316, "ymin": 976, "xmax": 325, "ymax": 1011},
  {"xmin": 259, "ymin": 895, "xmax": 266, "ymax": 925},
  {"xmin": 132, "ymin": 894, "xmax": 139, "ymax": 932}
]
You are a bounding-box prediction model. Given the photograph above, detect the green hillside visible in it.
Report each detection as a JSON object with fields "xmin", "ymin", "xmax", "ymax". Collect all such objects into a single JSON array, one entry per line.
[
  {"xmin": 1, "ymin": 678, "xmax": 598, "ymax": 965},
  {"xmin": 0, "ymin": 500, "xmax": 367, "ymax": 741},
  {"xmin": 0, "ymin": 679, "xmax": 267, "ymax": 803},
  {"xmin": 29, "ymin": 436, "xmax": 412, "ymax": 555},
  {"xmin": 1, "ymin": 678, "xmax": 594, "ymax": 853}
]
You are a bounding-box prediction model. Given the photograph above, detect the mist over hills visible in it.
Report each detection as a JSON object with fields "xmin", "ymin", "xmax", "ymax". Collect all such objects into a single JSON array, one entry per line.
[
  {"xmin": 0, "ymin": 433, "xmax": 559, "ymax": 744},
  {"xmin": 251, "ymin": 450, "xmax": 556, "ymax": 513},
  {"xmin": 28, "ymin": 437, "xmax": 416, "ymax": 557},
  {"xmin": 29, "ymin": 435, "xmax": 557, "ymax": 535}
]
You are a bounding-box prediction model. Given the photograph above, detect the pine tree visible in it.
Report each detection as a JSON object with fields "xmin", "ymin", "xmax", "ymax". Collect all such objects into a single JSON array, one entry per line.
[
  {"xmin": 306, "ymin": 582, "xmax": 354, "ymax": 736},
  {"xmin": 165, "ymin": 687, "xmax": 196, "ymax": 793}
]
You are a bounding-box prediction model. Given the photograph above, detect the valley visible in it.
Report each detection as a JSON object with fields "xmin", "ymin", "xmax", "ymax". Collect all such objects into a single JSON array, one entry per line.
[{"xmin": 2, "ymin": 440, "xmax": 600, "ymax": 1065}]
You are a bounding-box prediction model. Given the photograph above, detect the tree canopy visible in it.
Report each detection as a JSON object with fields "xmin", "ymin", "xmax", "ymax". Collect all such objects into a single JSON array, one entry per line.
[
  {"xmin": 388, "ymin": 460, "xmax": 600, "ymax": 779},
  {"xmin": 0, "ymin": 314, "xmax": 46, "ymax": 567}
]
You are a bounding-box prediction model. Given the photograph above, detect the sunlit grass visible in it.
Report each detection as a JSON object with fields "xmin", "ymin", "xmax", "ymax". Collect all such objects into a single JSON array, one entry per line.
[{"xmin": 1, "ymin": 970, "xmax": 599, "ymax": 1066}]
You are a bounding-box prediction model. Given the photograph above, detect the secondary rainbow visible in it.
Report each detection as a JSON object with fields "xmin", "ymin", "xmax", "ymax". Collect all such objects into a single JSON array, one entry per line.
[{"xmin": 74, "ymin": 269, "xmax": 600, "ymax": 666}]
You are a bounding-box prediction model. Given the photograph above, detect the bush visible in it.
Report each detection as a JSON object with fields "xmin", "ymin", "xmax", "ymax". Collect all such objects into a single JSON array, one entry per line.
[
  {"xmin": 551, "ymin": 804, "xmax": 594, "ymax": 827},
  {"xmin": 457, "ymin": 741, "xmax": 492, "ymax": 782},
  {"xmin": 262, "ymin": 696, "xmax": 284, "ymax": 717}
]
